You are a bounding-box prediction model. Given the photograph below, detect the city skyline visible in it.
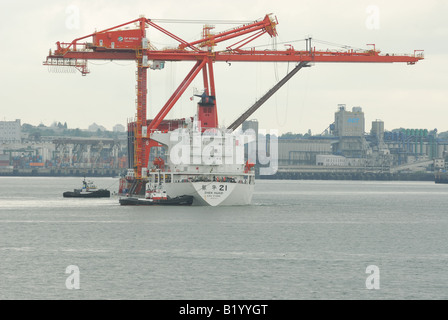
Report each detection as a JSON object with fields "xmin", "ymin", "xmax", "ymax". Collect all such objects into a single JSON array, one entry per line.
[{"xmin": 12, "ymin": 116, "xmax": 448, "ymax": 137}]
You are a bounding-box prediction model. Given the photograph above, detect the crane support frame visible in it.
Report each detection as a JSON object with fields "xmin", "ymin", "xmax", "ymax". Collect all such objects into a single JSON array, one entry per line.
[{"xmin": 43, "ymin": 14, "xmax": 423, "ymax": 182}]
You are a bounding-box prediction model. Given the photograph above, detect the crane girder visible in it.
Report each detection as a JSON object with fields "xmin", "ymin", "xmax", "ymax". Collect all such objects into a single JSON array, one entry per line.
[{"xmin": 47, "ymin": 48, "xmax": 423, "ymax": 64}]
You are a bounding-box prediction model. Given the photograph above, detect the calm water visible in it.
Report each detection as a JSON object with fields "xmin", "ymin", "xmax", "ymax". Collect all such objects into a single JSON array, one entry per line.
[{"xmin": 0, "ymin": 177, "xmax": 447, "ymax": 300}]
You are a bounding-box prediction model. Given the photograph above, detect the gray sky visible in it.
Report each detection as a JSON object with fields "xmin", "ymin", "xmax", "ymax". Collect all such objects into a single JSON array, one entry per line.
[{"xmin": 0, "ymin": 0, "xmax": 446, "ymax": 135}]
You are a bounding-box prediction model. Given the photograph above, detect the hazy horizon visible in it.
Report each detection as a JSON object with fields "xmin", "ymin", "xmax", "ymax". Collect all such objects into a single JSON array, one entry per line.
[{"xmin": 1, "ymin": 0, "xmax": 446, "ymax": 135}]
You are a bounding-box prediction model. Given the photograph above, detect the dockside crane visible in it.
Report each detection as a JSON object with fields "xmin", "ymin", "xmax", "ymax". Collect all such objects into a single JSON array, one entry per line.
[{"xmin": 43, "ymin": 14, "xmax": 423, "ymax": 184}]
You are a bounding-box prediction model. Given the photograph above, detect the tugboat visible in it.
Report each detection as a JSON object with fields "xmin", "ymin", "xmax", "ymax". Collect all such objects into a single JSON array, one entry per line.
[
  {"xmin": 119, "ymin": 182, "xmax": 193, "ymax": 206},
  {"xmin": 63, "ymin": 177, "xmax": 111, "ymax": 198}
]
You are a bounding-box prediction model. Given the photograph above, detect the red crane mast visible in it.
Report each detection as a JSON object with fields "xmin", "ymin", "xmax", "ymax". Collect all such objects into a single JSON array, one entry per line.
[{"xmin": 43, "ymin": 14, "xmax": 423, "ymax": 180}]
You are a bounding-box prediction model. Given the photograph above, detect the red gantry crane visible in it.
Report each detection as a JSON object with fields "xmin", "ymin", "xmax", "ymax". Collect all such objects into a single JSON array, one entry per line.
[{"xmin": 43, "ymin": 14, "xmax": 423, "ymax": 183}]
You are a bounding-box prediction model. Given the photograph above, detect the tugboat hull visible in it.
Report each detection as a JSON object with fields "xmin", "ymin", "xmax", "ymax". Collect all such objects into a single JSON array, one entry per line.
[
  {"xmin": 119, "ymin": 195, "xmax": 193, "ymax": 206},
  {"xmin": 63, "ymin": 177, "xmax": 110, "ymax": 198},
  {"xmin": 63, "ymin": 190, "xmax": 111, "ymax": 198}
]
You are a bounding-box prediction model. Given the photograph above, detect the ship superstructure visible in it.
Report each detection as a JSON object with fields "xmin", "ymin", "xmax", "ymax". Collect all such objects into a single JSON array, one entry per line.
[{"xmin": 146, "ymin": 115, "xmax": 255, "ymax": 206}]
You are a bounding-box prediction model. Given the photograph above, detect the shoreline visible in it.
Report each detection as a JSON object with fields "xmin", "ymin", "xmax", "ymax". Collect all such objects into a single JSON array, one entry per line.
[
  {"xmin": 0, "ymin": 168, "xmax": 436, "ymax": 182},
  {"xmin": 259, "ymin": 171, "xmax": 435, "ymax": 182}
]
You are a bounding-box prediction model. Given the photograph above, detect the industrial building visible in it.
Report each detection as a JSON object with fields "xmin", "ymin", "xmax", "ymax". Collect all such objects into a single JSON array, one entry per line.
[
  {"xmin": 271, "ymin": 104, "xmax": 448, "ymax": 179},
  {"xmin": 0, "ymin": 119, "xmax": 21, "ymax": 143},
  {"xmin": 0, "ymin": 123, "xmax": 127, "ymax": 176},
  {"xmin": 332, "ymin": 105, "xmax": 366, "ymax": 158},
  {"xmin": 278, "ymin": 137, "xmax": 334, "ymax": 166}
]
